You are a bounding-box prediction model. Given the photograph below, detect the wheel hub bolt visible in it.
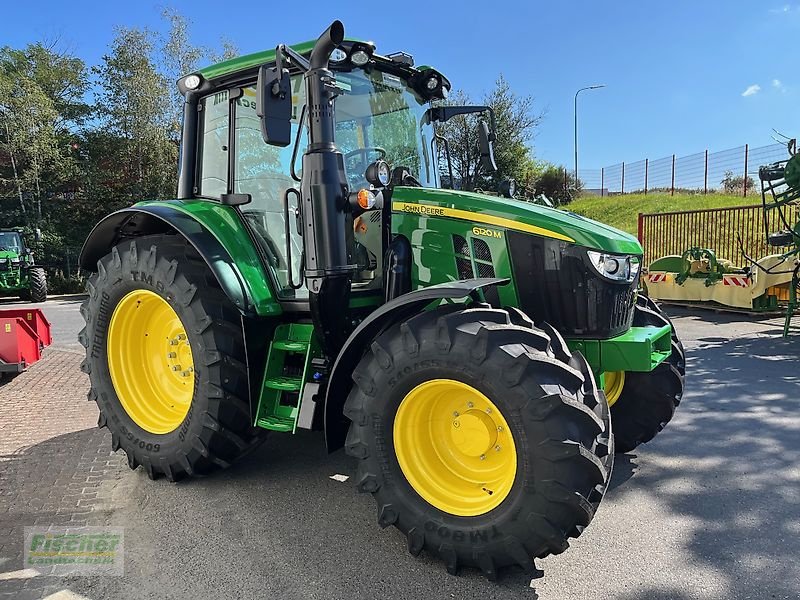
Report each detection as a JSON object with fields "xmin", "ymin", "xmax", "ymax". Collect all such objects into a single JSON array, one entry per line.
[
  {"xmin": 177, "ymin": 333, "xmax": 186, "ymax": 340},
  {"xmin": 486, "ymin": 408, "xmax": 492, "ymax": 414},
  {"xmin": 453, "ymin": 411, "xmax": 459, "ymax": 417},
  {"xmin": 479, "ymin": 454, "xmax": 486, "ymax": 461},
  {"xmin": 169, "ymin": 339, "xmax": 178, "ymax": 346},
  {"xmin": 495, "ymin": 445, "xmax": 501, "ymax": 452},
  {"xmin": 467, "ymin": 401, "xmax": 474, "ymax": 408},
  {"xmin": 167, "ymin": 352, "xmax": 177, "ymax": 358},
  {"xmin": 497, "ymin": 426, "xmax": 503, "ymax": 432},
  {"xmin": 172, "ymin": 365, "xmax": 181, "ymax": 371}
]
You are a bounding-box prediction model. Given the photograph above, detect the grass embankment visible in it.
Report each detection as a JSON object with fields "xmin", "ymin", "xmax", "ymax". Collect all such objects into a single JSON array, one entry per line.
[{"xmin": 567, "ymin": 193, "xmax": 751, "ymax": 236}]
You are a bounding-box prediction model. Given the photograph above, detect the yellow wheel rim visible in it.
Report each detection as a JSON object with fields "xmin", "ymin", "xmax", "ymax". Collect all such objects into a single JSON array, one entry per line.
[
  {"xmin": 603, "ymin": 370, "xmax": 626, "ymax": 407},
  {"xmin": 393, "ymin": 379, "xmax": 517, "ymax": 517},
  {"xmin": 107, "ymin": 289, "xmax": 195, "ymax": 434}
]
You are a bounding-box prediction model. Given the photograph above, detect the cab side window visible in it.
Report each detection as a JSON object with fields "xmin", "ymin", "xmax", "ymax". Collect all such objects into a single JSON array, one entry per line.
[{"xmin": 197, "ymin": 91, "xmax": 230, "ymax": 198}]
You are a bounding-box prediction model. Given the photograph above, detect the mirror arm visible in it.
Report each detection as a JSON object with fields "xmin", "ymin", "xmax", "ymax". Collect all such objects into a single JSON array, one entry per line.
[
  {"xmin": 276, "ymin": 44, "xmax": 311, "ymax": 73},
  {"xmin": 433, "ymin": 133, "xmax": 454, "ymax": 189},
  {"xmin": 427, "ymin": 105, "xmax": 498, "ymax": 141}
]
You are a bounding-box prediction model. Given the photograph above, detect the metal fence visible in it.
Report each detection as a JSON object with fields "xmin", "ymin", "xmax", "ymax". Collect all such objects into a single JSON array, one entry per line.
[
  {"xmin": 637, "ymin": 203, "xmax": 799, "ymax": 266},
  {"xmin": 577, "ymin": 142, "xmax": 790, "ymax": 196}
]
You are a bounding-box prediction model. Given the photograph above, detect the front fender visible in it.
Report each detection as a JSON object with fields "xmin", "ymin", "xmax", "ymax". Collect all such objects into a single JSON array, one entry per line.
[
  {"xmin": 79, "ymin": 200, "xmax": 281, "ymax": 317},
  {"xmin": 324, "ymin": 277, "xmax": 509, "ymax": 451}
]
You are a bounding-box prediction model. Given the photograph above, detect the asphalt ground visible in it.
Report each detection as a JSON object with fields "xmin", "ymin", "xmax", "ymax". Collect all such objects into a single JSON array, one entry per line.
[{"xmin": 1, "ymin": 298, "xmax": 798, "ymax": 599}]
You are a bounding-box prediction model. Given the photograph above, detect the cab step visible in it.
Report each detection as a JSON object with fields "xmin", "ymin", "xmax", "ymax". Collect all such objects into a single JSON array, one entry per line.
[{"xmin": 254, "ymin": 323, "xmax": 316, "ymax": 433}]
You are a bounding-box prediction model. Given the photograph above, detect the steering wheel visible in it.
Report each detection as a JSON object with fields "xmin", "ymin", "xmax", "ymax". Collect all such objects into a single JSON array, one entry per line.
[{"xmin": 344, "ymin": 147, "xmax": 386, "ymax": 187}]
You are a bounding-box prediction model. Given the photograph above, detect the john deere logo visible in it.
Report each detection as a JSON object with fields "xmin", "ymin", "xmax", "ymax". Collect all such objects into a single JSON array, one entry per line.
[{"xmin": 472, "ymin": 226, "xmax": 502, "ymax": 239}]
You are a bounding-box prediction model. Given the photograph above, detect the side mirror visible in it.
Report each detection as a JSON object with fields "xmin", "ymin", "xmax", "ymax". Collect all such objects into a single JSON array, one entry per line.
[
  {"xmin": 256, "ymin": 64, "xmax": 292, "ymax": 147},
  {"xmin": 478, "ymin": 121, "xmax": 497, "ymax": 174}
]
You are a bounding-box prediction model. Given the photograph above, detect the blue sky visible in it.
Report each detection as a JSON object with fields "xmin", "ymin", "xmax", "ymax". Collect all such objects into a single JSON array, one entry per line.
[{"xmin": 4, "ymin": 0, "xmax": 798, "ymax": 170}]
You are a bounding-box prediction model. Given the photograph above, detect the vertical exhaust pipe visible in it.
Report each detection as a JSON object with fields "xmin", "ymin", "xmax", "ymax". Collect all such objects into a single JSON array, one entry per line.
[{"xmin": 300, "ymin": 20, "xmax": 353, "ymax": 356}]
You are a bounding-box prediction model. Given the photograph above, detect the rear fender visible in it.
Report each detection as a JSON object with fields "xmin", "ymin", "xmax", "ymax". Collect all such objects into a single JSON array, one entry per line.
[{"xmin": 79, "ymin": 201, "xmax": 281, "ymax": 317}]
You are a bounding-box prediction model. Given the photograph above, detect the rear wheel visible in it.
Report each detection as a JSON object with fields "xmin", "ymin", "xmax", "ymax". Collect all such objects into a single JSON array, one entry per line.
[
  {"xmin": 79, "ymin": 235, "xmax": 265, "ymax": 481},
  {"xmin": 344, "ymin": 306, "xmax": 612, "ymax": 579},
  {"xmin": 607, "ymin": 296, "xmax": 685, "ymax": 453},
  {"xmin": 28, "ymin": 267, "xmax": 47, "ymax": 303}
]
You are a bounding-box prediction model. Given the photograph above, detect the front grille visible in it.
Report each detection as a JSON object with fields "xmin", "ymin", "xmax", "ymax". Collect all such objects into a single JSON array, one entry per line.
[{"xmin": 507, "ymin": 231, "xmax": 637, "ymax": 339}]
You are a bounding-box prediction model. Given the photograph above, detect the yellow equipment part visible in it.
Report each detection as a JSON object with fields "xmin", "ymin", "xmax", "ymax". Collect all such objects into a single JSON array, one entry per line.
[
  {"xmin": 647, "ymin": 254, "xmax": 794, "ymax": 309},
  {"xmin": 107, "ymin": 289, "xmax": 195, "ymax": 434},
  {"xmin": 393, "ymin": 379, "xmax": 517, "ymax": 517},
  {"xmin": 603, "ymin": 371, "xmax": 625, "ymax": 407}
]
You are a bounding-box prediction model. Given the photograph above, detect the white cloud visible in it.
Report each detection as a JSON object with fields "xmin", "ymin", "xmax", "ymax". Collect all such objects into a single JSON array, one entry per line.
[
  {"xmin": 742, "ymin": 84, "xmax": 761, "ymax": 97},
  {"xmin": 773, "ymin": 79, "xmax": 786, "ymax": 91}
]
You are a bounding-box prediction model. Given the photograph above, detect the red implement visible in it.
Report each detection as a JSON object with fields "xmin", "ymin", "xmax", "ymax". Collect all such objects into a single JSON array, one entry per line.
[{"xmin": 0, "ymin": 308, "xmax": 52, "ymax": 374}]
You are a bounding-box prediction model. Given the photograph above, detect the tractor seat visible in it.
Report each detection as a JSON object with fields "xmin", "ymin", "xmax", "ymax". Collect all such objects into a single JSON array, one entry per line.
[{"xmin": 768, "ymin": 230, "xmax": 796, "ymax": 247}]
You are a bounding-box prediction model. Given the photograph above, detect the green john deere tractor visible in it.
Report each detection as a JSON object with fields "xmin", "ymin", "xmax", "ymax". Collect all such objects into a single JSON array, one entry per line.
[
  {"xmin": 79, "ymin": 21, "xmax": 685, "ymax": 579},
  {"xmin": 0, "ymin": 228, "xmax": 47, "ymax": 303}
]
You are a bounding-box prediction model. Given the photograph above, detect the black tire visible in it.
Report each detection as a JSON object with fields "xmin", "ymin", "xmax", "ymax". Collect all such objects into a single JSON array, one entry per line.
[
  {"xmin": 28, "ymin": 267, "xmax": 47, "ymax": 303},
  {"xmin": 78, "ymin": 234, "xmax": 266, "ymax": 481},
  {"xmin": 611, "ymin": 296, "xmax": 685, "ymax": 453},
  {"xmin": 343, "ymin": 305, "xmax": 612, "ymax": 579}
]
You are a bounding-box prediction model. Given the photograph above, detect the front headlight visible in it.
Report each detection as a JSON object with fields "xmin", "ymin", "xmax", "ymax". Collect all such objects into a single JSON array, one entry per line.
[
  {"xmin": 10, "ymin": 257, "xmax": 20, "ymax": 263},
  {"xmin": 586, "ymin": 250, "xmax": 640, "ymax": 282}
]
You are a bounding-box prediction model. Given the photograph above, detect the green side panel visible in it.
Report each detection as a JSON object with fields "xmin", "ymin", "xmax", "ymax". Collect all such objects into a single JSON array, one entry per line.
[
  {"xmin": 391, "ymin": 187, "xmax": 642, "ymax": 255},
  {"xmin": 255, "ymin": 323, "xmax": 317, "ymax": 434},
  {"xmin": 136, "ymin": 199, "xmax": 281, "ymax": 317},
  {"xmin": 567, "ymin": 325, "xmax": 672, "ymax": 374},
  {"xmin": 648, "ymin": 255, "xmax": 683, "ymax": 273},
  {"xmin": 391, "ymin": 196, "xmax": 520, "ymax": 308}
]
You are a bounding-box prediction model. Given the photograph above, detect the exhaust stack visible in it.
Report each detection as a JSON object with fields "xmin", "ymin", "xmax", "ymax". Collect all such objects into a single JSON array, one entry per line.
[{"xmin": 300, "ymin": 20, "xmax": 354, "ymax": 356}]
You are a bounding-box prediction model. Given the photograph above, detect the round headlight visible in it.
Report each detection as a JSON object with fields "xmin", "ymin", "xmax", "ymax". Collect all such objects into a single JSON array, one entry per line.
[
  {"xmin": 603, "ymin": 256, "xmax": 620, "ymax": 275},
  {"xmin": 184, "ymin": 74, "xmax": 201, "ymax": 90},
  {"xmin": 425, "ymin": 76, "xmax": 439, "ymax": 91},
  {"xmin": 330, "ymin": 48, "xmax": 347, "ymax": 62},
  {"xmin": 365, "ymin": 160, "xmax": 391, "ymax": 187},
  {"xmin": 350, "ymin": 50, "xmax": 370, "ymax": 66},
  {"xmin": 377, "ymin": 161, "xmax": 391, "ymax": 186}
]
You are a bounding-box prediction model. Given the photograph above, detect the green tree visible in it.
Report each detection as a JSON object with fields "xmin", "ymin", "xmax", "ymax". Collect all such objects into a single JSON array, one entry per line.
[
  {"xmin": 436, "ymin": 75, "xmax": 542, "ymax": 192},
  {"xmin": 0, "ymin": 43, "xmax": 88, "ymax": 220},
  {"xmin": 93, "ymin": 26, "xmax": 177, "ymax": 201}
]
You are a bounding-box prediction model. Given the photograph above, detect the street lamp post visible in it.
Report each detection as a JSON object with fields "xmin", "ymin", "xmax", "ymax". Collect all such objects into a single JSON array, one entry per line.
[{"xmin": 574, "ymin": 84, "xmax": 606, "ymax": 188}]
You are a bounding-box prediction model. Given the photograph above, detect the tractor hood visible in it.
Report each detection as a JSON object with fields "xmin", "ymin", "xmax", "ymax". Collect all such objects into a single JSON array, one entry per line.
[
  {"xmin": 0, "ymin": 250, "xmax": 21, "ymax": 261},
  {"xmin": 391, "ymin": 187, "xmax": 642, "ymax": 255}
]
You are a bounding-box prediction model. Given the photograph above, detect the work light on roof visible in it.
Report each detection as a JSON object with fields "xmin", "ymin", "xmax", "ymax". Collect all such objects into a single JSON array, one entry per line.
[
  {"xmin": 184, "ymin": 74, "xmax": 201, "ymax": 90},
  {"xmin": 350, "ymin": 49, "xmax": 370, "ymax": 66}
]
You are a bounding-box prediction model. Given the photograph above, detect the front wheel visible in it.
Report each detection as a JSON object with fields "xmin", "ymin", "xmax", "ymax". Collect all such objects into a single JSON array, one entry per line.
[
  {"xmin": 343, "ymin": 306, "xmax": 612, "ymax": 579},
  {"xmin": 606, "ymin": 295, "xmax": 686, "ymax": 453},
  {"xmin": 79, "ymin": 235, "xmax": 265, "ymax": 481},
  {"xmin": 28, "ymin": 267, "xmax": 47, "ymax": 303}
]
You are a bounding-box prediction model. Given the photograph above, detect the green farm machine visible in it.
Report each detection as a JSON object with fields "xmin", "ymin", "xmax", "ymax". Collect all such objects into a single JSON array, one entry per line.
[
  {"xmin": 755, "ymin": 137, "xmax": 800, "ymax": 335},
  {"xmin": 0, "ymin": 227, "xmax": 47, "ymax": 302},
  {"xmin": 79, "ymin": 22, "xmax": 685, "ymax": 579}
]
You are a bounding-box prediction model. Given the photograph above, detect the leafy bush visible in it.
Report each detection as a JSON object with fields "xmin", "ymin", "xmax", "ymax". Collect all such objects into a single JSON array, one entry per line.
[
  {"xmin": 721, "ymin": 170, "xmax": 755, "ymax": 195},
  {"xmin": 528, "ymin": 164, "xmax": 580, "ymax": 205}
]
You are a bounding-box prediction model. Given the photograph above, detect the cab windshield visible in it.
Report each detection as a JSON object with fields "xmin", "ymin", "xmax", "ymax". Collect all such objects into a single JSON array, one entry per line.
[
  {"xmin": 0, "ymin": 232, "xmax": 22, "ymax": 252},
  {"xmin": 196, "ymin": 65, "xmax": 436, "ymax": 298}
]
